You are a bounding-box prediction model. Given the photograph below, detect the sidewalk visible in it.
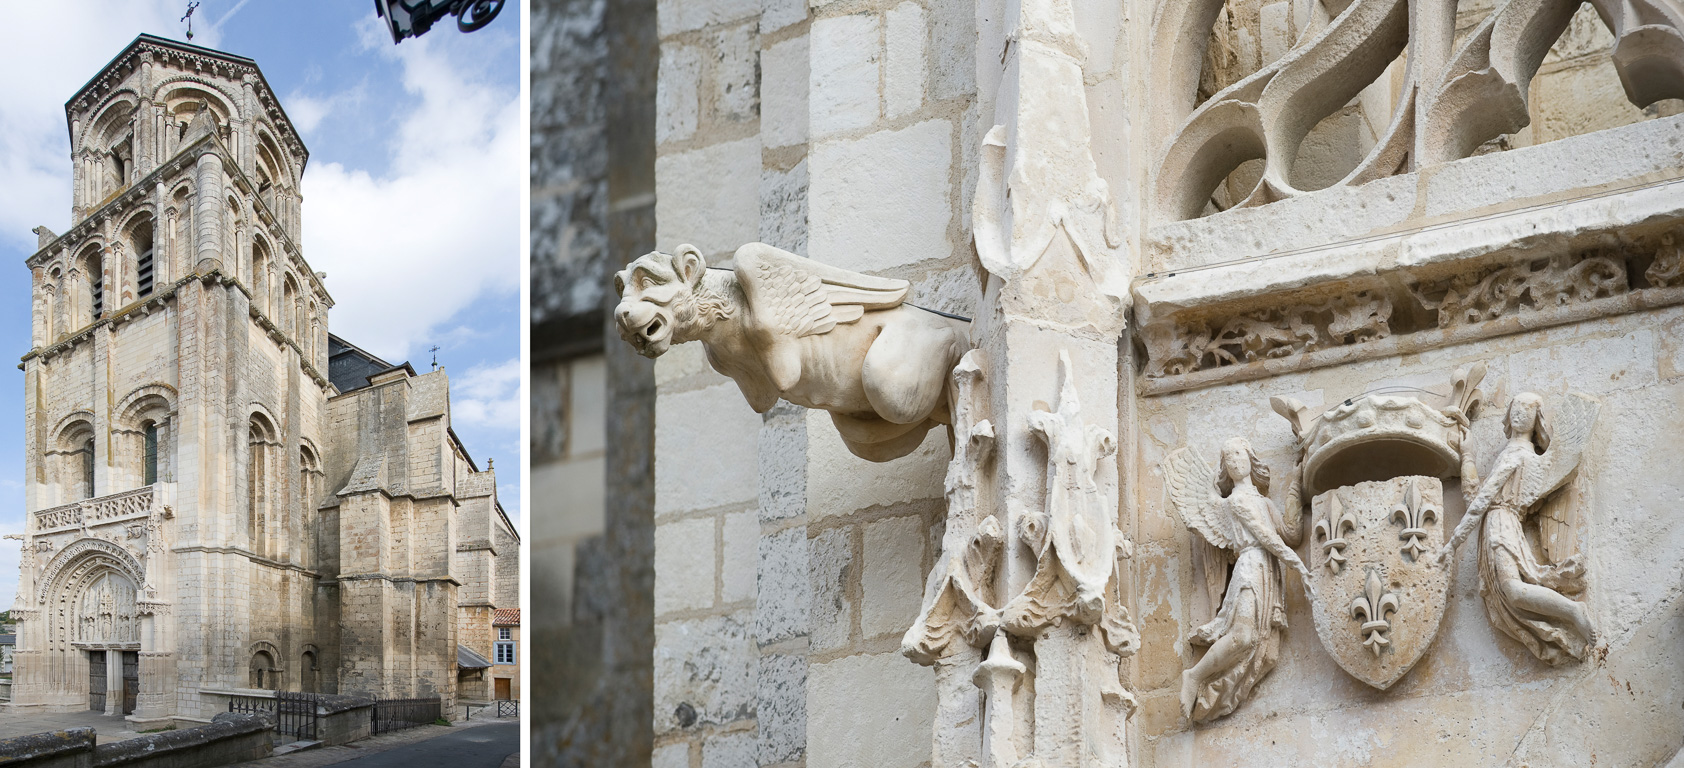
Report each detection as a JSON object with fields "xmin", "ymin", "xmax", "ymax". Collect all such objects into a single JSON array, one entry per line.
[{"xmin": 227, "ymin": 716, "xmax": 518, "ymax": 768}]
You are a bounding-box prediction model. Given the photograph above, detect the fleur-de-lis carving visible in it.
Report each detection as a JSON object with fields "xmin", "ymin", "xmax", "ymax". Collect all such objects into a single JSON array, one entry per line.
[
  {"xmin": 1390, "ymin": 478, "xmax": 1440, "ymax": 561},
  {"xmin": 1350, "ymin": 567, "xmax": 1400, "ymax": 657},
  {"xmin": 1313, "ymin": 491, "xmax": 1357, "ymax": 572}
]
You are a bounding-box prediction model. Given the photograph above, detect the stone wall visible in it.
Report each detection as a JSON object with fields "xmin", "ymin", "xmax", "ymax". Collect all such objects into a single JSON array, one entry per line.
[
  {"xmin": 648, "ymin": 0, "xmax": 982, "ymax": 762},
  {"xmin": 641, "ymin": 0, "xmax": 1684, "ymax": 764}
]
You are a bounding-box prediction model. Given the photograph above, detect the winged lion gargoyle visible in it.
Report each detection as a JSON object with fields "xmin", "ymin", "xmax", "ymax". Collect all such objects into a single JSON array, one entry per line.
[{"xmin": 614, "ymin": 243, "xmax": 971, "ymax": 462}]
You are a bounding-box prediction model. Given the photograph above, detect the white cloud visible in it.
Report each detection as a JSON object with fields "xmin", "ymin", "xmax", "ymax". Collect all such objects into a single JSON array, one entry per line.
[
  {"xmin": 301, "ymin": 19, "xmax": 521, "ymax": 363},
  {"xmin": 451, "ymin": 357, "xmax": 521, "ymax": 430},
  {"xmin": 0, "ymin": 2, "xmax": 217, "ymax": 252}
]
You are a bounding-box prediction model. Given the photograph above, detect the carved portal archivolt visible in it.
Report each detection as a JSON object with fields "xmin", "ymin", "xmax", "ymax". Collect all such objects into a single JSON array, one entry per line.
[{"xmin": 38, "ymin": 538, "xmax": 148, "ymax": 649}]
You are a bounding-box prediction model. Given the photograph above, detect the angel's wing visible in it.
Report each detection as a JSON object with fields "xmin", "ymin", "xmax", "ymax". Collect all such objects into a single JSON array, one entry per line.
[
  {"xmin": 1164, "ymin": 448, "xmax": 1237, "ymax": 551},
  {"xmin": 734, "ymin": 243, "xmax": 910, "ymax": 338},
  {"xmin": 1518, "ymin": 392, "xmax": 1600, "ymax": 509}
]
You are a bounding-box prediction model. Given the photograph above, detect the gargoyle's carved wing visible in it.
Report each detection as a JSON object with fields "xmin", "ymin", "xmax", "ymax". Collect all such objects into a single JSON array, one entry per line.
[
  {"xmin": 735, "ymin": 243, "xmax": 910, "ymax": 337},
  {"xmin": 1518, "ymin": 392, "xmax": 1600, "ymax": 509},
  {"xmin": 734, "ymin": 244, "xmax": 911, "ymax": 390},
  {"xmin": 1165, "ymin": 448, "xmax": 1237, "ymax": 551}
]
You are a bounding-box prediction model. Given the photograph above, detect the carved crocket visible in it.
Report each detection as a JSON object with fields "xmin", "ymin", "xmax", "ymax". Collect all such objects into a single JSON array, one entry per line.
[{"xmin": 614, "ymin": 243, "xmax": 971, "ymax": 461}]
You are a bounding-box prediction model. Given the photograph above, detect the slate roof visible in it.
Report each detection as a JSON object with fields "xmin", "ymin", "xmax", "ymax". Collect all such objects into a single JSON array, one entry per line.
[{"xmin": 457, "ymin": 644, "xmax": 492, "ymax": 670}]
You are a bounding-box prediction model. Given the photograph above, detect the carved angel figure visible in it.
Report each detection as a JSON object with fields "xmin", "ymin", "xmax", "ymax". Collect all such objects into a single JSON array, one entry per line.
[
  {"xmin": 614, "ymin": 243, "xmax": 970, "ymax": 461},
  {"xmin": 1165, "ymin": 438, "xmax": 1312, "ymax": 721},
  {"xmin": 1437, "ymin": 392, "xmax": 1600, "ymax": 664}
]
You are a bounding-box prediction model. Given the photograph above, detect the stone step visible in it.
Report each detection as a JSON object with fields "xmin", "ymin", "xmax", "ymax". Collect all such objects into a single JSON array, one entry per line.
[{"xmin": 272, "ymin": 740, "xmax": 323, "ymax": 755}]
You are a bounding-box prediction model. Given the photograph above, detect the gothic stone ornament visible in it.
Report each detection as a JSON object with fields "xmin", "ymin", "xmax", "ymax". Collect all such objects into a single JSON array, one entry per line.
[
  {"xmin": 1307, "ymin": 477, "xmax": 1451, "ymax": 689},
  {"xmin": 1163, "ymin": 438, "xmax": 1312, "ymax": 721},
  {"xmin": 1439, "ymin": 391, "xmax": 1601, "ymax": 665},
  {"xmin": 904, "ymin": 350, "xmax": 1002, "ymax": 664},
  {"xmin": 1003, "ymin": 351, "xmax": 1138, "ymax": 658},
  {"xmin": 613, "ymin": 242, "xmax": 970, "ymax": 461}
]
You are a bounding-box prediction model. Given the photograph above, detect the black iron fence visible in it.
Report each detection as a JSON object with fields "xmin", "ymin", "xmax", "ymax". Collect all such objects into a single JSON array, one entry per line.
[
  {"xmin": 228, "ymin": 691, "xmax": 319, "ymax": 741},
  {"xmin": 372, "ymin": 696, "xmax": 441, "ymax": 734},
  {"xmin": 495, "ymin": 699, "xmax": 519, "ymax": 718}
]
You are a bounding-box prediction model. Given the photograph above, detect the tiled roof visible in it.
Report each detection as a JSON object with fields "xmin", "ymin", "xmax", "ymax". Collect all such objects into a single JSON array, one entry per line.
[{"xmin": 493, "ymin": 608, "xmax": 520, "ymax": 626}]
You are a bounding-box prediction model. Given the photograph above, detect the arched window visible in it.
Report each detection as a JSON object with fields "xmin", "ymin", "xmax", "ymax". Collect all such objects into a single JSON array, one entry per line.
[
  {"xmin": 81, "ymin": 438, "xmax": 96, "ymax": 500},
  {"xmin": 87, "ymin": 250, "xmax": 104, "ymax": 320},
  {"xmin": 142, "ymin": 423, "xmax": 158, "ymax": 485},
  {"xmin": 251, "ymin": 240, "xmax": 270, "ymax": 317},
  {"xmin": 132, "ymin": 220, "xmax": 155, "ymax": 298},
  {"xmin": 300, "ymin": 446, "xmax": 320, "ymax": 567},
  {"xmin": 281, "ymin": 276, "xmax": 298, "ymax": 336},
  {"xmin": 299, "ymin": 650, "xmax": 318, "ymax": 693},
  {"xmin": 250, "ymin": 650, "xmax": 276, "ymax": 690},
  {"xmin": 248, "ymin": 414, "xmax": 277, "ymax": 557}
]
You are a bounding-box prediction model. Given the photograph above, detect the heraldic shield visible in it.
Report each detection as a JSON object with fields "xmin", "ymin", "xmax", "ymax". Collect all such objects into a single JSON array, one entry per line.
[{"xmin": 1307, "ymin": 476, "xmax": 1451, "ymax": 690}]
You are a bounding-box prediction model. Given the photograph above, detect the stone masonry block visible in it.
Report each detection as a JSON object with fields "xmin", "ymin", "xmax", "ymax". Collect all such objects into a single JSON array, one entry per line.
[
  {"xmin": 757, "ymin": 402, "xmax": 809, "ymax": 523},
  {"xmin": 654, "ymin": 612, "xmax": 758, "ymax": 735},
  {"xmin": 762, "ymin": 0, "xmax": 808, "ymax": 33},
  {"xmin": 757, "ymin": 653, "xmax": 808, "ymax": 764},
  {"xmin": 805, "ymin": 408, "xmax": 947, "ymax": 519},
  {"xmin": 885, "ymin": 2, "xmax": 927, "ymax": 119},
  {"xmin": 808, "ymin": 525, "xmax": 854, "ymax": 654},
  {"xmin": 860, "ymin": 514, "xmax": 927, "ymax": 639},
  {"xmin": 761, "ymin": 35, "xmax": 811, "ymax": 149},
  {"xmin": 809, "ymin": 118, "xmax": 952, "ymax": 273},
  {"xmin": 702, "ymin": 730, "xmax": 758, "ymax": 768},
  {"xmin": 658, "ymin": 0, "xmax": 760, "ymax": 36},
  {"xmin": 807, "ymin": 652, "xmax": 937, "ymax": 768},
  {"xmin": 929, "ymin": 0, "xmax": 976, "ymax": 101},
  {"xmin": 658, "ymin": 45, "xmax": 703, "ymax": 145},
  {"xmin": 755, "ymin": 525, "xmax": 811, "ymax": 645},
  {"xmin": 656, "ymin": 137, "xmax": 763, "ymax": 258},
  {"xmin": 653, "ymin": 742, "xmax": 691, "ymax": 768},
  {"xmin": 811, "ymin": 13, "xmax": 882, "ymax": 139},
  {"xmin": 712, "ymin": 23, "xmax": 761, "ymax": 124},
  {"xmin": 655, "ymin": 384, "xmax": 761, "ymax": 517},
  {"xmin": 656, "ymin": 516, "xmax": 718, "ymax": 615},
  {"xmin": 721, "ymin": 509, "xmax": 759, "ymax": 604},
  {"xmin": 760, "ymin": 159, "xmax": 810, "ymax": 259}
]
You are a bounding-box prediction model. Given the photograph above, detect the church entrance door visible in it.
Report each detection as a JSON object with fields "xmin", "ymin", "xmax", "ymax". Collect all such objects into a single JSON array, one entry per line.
[
  {"xmin": 121, "ymin": 651, "xmax": 138, "ymax": 715},
  {"xmin": 88, "ymin": 651, "xmax": 106, "ymax": 712}
]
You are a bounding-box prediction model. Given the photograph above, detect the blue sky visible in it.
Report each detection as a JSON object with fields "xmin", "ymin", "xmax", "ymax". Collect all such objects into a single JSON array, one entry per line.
[{"xmin": 0, "ymin": 1, "xmax": 523, "ymax": 608}]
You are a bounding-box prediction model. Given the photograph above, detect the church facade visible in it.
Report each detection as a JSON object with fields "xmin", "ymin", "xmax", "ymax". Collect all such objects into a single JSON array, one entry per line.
[{"xmin": 5, "ymin": 35, "xmax": 517, "ymax": 726}]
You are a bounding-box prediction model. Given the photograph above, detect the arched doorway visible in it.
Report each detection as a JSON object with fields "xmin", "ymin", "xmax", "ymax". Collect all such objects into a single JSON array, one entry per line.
[{"xmin": 36, "ymin": 539, "xmax": 147, "ymax": 714}]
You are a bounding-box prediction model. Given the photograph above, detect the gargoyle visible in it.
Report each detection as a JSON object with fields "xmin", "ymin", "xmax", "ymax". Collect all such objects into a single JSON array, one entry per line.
[{"xmin": 614, "ymin": 242, "xmax": 970, "ymax": 461}]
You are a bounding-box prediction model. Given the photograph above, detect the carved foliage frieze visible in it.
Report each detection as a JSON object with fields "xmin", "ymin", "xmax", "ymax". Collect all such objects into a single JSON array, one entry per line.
[{"xmin": 1140, "ymin": 232, "xmax": 1684, "ymax": 392}]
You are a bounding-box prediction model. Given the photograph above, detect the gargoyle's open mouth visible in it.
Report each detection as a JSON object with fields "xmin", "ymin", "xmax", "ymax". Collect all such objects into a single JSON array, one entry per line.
[{"xmin": 644, "ymin": 317, "xmax": 664, "ymax": 340}]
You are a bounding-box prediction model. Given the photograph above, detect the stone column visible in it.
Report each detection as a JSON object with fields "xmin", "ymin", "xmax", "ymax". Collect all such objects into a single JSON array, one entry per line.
[
  {"xmin": 105, "ymin": 648, "xmax": 123, "ymax": 716},
  {"xmin": 950, "ymin": 0, "xmax": 1141, "ymax": 760},
  {"xmin": 193, "ymin": 153, "xmax": 223, "ymax": 273}
]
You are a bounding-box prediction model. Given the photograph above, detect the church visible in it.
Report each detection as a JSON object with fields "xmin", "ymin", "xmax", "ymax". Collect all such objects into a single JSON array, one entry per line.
[{"xmin": 5, "ymin": 34, "xmax": 518, "ymax": 726}]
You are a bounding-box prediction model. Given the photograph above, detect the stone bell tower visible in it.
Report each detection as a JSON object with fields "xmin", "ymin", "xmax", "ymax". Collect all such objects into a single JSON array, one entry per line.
[{"xmin": 12, "ymin": 34, "xmax": 335, "ymax": 722}]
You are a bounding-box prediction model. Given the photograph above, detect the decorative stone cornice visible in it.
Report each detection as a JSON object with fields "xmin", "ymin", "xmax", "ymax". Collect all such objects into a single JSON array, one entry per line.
[{"xmin": 1136, "ymin": 219, "xmax": 1684, "ymax": 394}]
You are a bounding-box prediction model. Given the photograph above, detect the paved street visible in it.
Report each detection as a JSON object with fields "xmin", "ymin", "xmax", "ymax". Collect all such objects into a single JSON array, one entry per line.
[
  {"xmin": 229, "ymin": 718, "xmax": 519, "ymax": 768},
  {"xmin": 0, "ymin": 710, "xmax": 151, "ymax": 743}
]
